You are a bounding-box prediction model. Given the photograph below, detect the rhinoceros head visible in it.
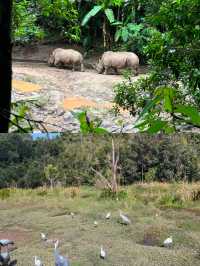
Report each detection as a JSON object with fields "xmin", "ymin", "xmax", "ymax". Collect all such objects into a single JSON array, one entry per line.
[
  {"xmin": 96, "ymin": 59, "xmax": 104, "ymax": 74},
  {"xmin": 48, "ymin": 54, "xmax": 54, "ymax": 66}
]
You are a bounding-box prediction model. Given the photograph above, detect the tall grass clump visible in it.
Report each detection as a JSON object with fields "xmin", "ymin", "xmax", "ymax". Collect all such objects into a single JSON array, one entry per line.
[
  {"xmin": 0, "ymin": 188, "xmax": 11, "ymax": 200},
  {"xmin": 159, "ymin": 193, "xmax": 184, "ymax": 208}
]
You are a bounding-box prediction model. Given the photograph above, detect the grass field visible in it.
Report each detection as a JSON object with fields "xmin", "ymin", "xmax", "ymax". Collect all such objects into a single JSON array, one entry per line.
[{"xmin": 0, "ymin": 183, "xmax": 200, "ymax": 266}]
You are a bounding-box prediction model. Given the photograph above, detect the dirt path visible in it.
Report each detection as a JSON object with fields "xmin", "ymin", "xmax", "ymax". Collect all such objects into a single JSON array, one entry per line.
[{"xmin": 12, "ymin": 44, "xmax": 145, "ymax": 132}]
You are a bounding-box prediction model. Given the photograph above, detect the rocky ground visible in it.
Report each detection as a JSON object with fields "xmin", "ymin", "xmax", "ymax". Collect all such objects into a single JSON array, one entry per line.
[{"xmin": 12, "ymin": 44, "xmax": 147, "ymax": 132}]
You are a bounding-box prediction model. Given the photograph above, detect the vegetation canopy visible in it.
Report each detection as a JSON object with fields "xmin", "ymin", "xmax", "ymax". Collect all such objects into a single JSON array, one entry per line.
[{"xmin": 0, "ymin": 133, "xmax": 200, "ymax": 188}]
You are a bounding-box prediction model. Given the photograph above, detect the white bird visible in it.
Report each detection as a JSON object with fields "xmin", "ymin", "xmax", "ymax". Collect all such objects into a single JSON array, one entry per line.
[
  {"xmin": 94, "ymin": 221, "xmax": 98, "ymax": 227},
  {"xmin": 70, "ymin": 212, "xmax": 75, "ymax": 218},
  {"xmin": 0, "ymin": 239, "xmax": 14, "ymax": 265},
  {"xmin": 100, "ymin": 246, "xmax": 106, "ymax": 259},
  {"xmin": 34, "ymin": 256, "xmax": 43, "ymax": 266},
  {"xmin": 119, "ymin": 211, "xmax": 131, "ymax": 225},
  {"xmin": 40, "ymin": 233, "xmax": 47, "ymax": 241},
  {"xmin": 163, "ymin": 236, "xmax": 173, "ymax": 247},
  {"xmin": 0, "ymin": 239, "xmax": 14, "ymax": 246},
  {"xmin": 106, "ymin": 212, "xmax": 111, "ymax": 219},
  {"xmin": 54, "ymin": 240, "xmax": 70, "ymax": 266},
  {"xmin": 0, "ymin": 252, "xmax": 10, "ymax": 265}
]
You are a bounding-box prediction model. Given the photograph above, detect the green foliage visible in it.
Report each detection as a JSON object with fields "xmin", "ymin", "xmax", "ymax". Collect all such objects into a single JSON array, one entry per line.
[
  {"xmin": 114, "ymin": 0, "xmax": 200, "ymax": 132},
  {"xmin": 81, "ymin": 5, "xmax": 103, "ymax": 26},
  {"xmin": 12, "ymin": 0, "xmax": 44, "ymax": 43},
  {"xmin": 74, "ymin": 111, "xmax": 108, "ymax": 133},
  {"xmin": 159, "ymin": 193, "xmax": 183, "ymax": 208},
  {"xmin": 9, "ymin": 99, "xmax": 46, "ymax": 133},
  {"xmin": 81, "ymin": 0, "xmax": 123, "ymax": 47},
  {"xmin": 0, "ymin": 134, "xmax": 200, "ymax": 188},
  {"xmin": 38, "ymin": 0, "xmax": 80, "ymax": 42},
  {"xmin": 100, "ymin": 188, "xmax": 127, "ymax": 200},
  {"xmin": 114, "ymin": 23, "xmax": 144, "ymax": 42},
  {"xmin": 44, "ymin": 164, "xmax": 59, "ymax": 188},
  {"xmin": 12, "ymin": 0, "xmax": 80, "ymax": 43}
]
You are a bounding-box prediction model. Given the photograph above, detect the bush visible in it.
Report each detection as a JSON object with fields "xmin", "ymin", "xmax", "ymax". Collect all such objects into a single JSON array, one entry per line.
[
  {"xmin": 12, "ymin": 0, "xmax": 45, "ymax": 44},
  {"xmin": 12, "ymin": 0, "xmax": 80, "ymax": 44},
  {"xmin": 114, "ymin": 0, "xmax": 200, "ymax": 133},
  {"xmin": 100, "ymin": 188, "xmax": 128, "ymax": 200}
]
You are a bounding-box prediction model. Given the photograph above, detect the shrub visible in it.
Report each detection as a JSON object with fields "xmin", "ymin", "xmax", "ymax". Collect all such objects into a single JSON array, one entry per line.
[
  {"xmin": 12, "ymin": 0, "xmax": 45, "ymax": 44},
  {"xmin": 114, "ymin": 0, "xmax": 200, "ymax": 133},
  {"xmin": 12, "ymin": 0, "xmax": 80, "ymax": 44},
  {"xmin": 100, "ymin": 188, "xmax": 127, "ymax": 200}
]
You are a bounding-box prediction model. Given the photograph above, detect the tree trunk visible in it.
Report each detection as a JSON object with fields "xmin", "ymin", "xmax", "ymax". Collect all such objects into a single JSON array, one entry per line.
[
  {"xmin": 0, "ymin": 0, "xmax": 12, "ymax": 132},
  {"xmin": 134, "ymin": 0, "xmax": 139, "ymax": 23},
  {"xmin": 111, "ymin": 138, "xmax": 119, "ymax": 194},
  {"xmin": 50, "ymin": 178, "xmax": 54, "ymax": 190},
  {"xmin": 103, "ymin": 16, "xmax": 107, "ymax": 49}
]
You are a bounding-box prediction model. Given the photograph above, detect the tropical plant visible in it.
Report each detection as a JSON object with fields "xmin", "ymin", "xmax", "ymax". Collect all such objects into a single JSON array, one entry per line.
[
  {"xmin": 12, "ymin": 0, "xmax": 80, "ymax": 43},
  {"xmin": 73, "ymin": 111, "xmax": 108, "ymax": 133},
  {"xmin": 114, "ymin": 22, "xmax": 144, "ymax": 43},
  {"xmin": 81, "ymin": 0, "xmax": 123, "ymax": 48},
  {"xmin": 12, "ymin": 0, "xmax": 45, "ymax": 43},
  {"xmin": 114, "ymin": 0, "xmax": 200, "ymax": 133}
]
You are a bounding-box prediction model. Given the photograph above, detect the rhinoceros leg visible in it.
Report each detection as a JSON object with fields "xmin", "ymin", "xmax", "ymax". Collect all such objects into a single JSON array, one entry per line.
[
  {"xmin": 114, "ymin": 67, "xmax": 118, "ymax": 75},
  {"xmin": 54, "ymin": 59, "xmax": 60, "ymax": 67},
  {"xmin": 104, "ymin": 66, "xmax": 109, "ymax": 75},
  {"xmin": 135, "ymin": 66, "xmax": 139, "ymax": 76},
  {"xmin": 81, "ymin": 63, "xmax": 84, "ymax": 72},
  {"xmin": 72, "ymin": 63, "xmax": 75, "ymax": 71}
]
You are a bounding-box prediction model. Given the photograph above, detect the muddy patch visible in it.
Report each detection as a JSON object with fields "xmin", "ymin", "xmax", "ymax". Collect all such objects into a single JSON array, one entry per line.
[
  {"xmin": 138, "ymin": 226, "xmax": 165, "ymax": 247},
  {"xmin": 0, "ymin": 227, "xmax": 32, "ymax": 247}
]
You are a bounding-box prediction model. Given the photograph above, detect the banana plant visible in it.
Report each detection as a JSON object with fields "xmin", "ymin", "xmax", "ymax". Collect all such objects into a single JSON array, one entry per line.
[{"xmin": 81, "ymin": 0, "xmax": 123, "ymax": 48}]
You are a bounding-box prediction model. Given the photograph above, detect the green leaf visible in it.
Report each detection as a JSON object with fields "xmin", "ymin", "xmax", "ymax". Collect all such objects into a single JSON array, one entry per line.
[
  {"xmin": 114, "ymin": 29, "xmax": 122, "ymax": 42},
  {"xmin": 163, "ymin": 124, "xmax": 176, "ymax": 134},
  {"xmin": 136, "ymin": 95, "xmax": 162, "ymax": 123},
  {"xmin": 93, "ymin": 128, "xmax": 108, "ymax": 133},
  {"xmin": 111, "ymin": 21, "xmax": 123, "ymax": 26},
  {"xmin": 163, "ymin": 87, "xmax": 175, "ymax": 112},
  {"xmin": 147, "ymin": 120, "xmax": 167, "ymax": 134},
  {"xmin": 127, "ymin": 23, "xmax": 143, "ymax": 32},
  {"xmin": 174, "ymin": 105, "xmax": 200, "ymax": 125},
  {"xmin": 122, "ymin": 27, "xmax": 129, "ymax": 42},
  {"xmin": 134, "ymin": 119, "xmax": 149, "ymax": 131},
  {"xmin": 81, "ymin": 5, "xmax": 102, "ymax": 26},
  {"xmin": 105, "ymin": 8, "xmax": 115, "ymax": 24}
]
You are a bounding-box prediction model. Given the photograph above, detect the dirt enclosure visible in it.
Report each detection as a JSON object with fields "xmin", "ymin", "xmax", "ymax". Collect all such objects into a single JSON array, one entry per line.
[{"xmin": 12, "ymin": 44, "xmax": 147, "ymax": 132}]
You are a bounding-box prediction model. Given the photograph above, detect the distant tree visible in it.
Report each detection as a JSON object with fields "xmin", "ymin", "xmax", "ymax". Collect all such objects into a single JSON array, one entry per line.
[
  {"xmin": 44, "ymin": 164, "xmax": 59, "ymax": 189},
  {"xmin": 0, "ymin": 0, "xmax": 12, "ymax": 132}
]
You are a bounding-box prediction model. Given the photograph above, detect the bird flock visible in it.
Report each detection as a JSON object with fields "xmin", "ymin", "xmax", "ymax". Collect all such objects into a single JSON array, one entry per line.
[{"xmin": 0, "ymin": 211, "xmax": 174, "ymax": 266}]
